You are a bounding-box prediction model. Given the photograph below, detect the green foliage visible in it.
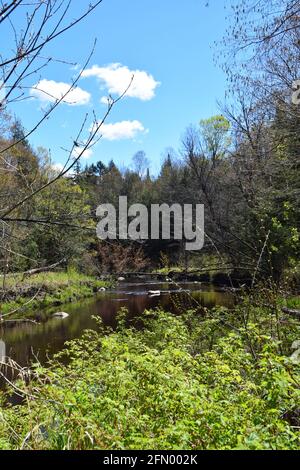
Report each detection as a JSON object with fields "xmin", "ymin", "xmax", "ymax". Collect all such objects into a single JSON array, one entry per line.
[
  {"xmin": 0, "ymin": 271, "xmax": 109, "ymax": 318},
  {"xmin": 199, "ymin": 115, "xmax": 231, "ymax": 160},
  {"xmin": 1, "ymin": 108, "xmax": 298, "ymax": 281},
  {"xmin": 1, "ymin": 302, "xmax": 299, "ymax": 450},
  {"xmin": 28, "ymin": 178, "xmax": 93, "ymax": 267}
]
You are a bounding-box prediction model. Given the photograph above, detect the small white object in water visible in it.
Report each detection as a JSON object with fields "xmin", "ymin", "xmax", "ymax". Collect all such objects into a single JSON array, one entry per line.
[
  {"xmin": 118, "ymin": 277, "xmax": 125, "ymax": 281},
  {"xmin": 148, "ymin": 290, "xmax": 161, "ymax": 296},
  {"xmin": 166, "ymin": 278, "xmax": 172, "ymax": 282},
  {"xmin": 52, "ymin": 312, "xmax": 69, "ymax": 319},
  {"xmin": 0, "ymin": 340, "xmax": 6, "ymax": 363},
  {"xmin": 99, "ymin": 287, "xmax": 106, "ymax": 292}
]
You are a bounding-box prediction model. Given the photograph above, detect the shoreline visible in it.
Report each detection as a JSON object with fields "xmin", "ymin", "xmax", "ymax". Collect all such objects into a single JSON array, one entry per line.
[{"xmin": 0, "ymin": 271, "xmax": 111, "ymax": 322}]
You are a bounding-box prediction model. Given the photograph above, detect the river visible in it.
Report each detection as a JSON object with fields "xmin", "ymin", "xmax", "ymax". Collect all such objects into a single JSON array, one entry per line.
[{"xmin": 0, "ymin": 278, "xmax": 234, "ymax": 378}]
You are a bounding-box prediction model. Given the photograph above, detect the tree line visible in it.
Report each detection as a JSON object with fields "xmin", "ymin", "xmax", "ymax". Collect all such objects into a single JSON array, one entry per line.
[{"xmin": 0, "ymin": 0, "xmax": 299, "ymax": 287}]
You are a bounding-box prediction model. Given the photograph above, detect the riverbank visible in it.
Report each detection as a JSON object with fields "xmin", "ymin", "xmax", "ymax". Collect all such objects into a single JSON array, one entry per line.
[
  {"xmin": 152, "ymin": 261, "xmax": 253, "ymax": 286},
  {"xmin": 0, "ymin": 296, "xmax": 299, "ymax": 450},
  {"xmin": 0, "ymin": 279, "xmax": 236, "ymax": 375},
  {"xmin": 0, "ymin": 271, "xmax": 110, "ymax": 321}
]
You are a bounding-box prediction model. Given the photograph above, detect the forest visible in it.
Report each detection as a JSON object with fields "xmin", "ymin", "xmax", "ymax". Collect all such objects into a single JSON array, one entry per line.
[{"xmin": 0, "ymin": 0, "xmax": 299, "ymax": 452}]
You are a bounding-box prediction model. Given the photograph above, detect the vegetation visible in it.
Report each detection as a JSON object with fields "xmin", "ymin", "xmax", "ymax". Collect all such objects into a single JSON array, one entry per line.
[
  {"xmin": 0, "ymin": 270, "xmax": 109, "ymax": 319},
  {"xmin": 0, "ymin": 298, "xmax": 299, "ymax": 450},
  {"xmin": 0, "ymin": 1, "xmax": 299, "ymax": 285},
  {"xmin": 0, "ymin": 0, "xmax": 299, "ymax": 453}
]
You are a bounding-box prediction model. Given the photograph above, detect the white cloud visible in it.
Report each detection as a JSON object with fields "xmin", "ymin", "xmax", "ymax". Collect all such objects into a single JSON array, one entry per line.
[
  {"xmin": 82, "ymin": 63, "xmax": 160, "ymax": 101},
  {"xmin": 95, "ymin": 120, "xmax": 147, "ymax": 141},
  {"xmin": 52, "ymin": 163, "xmax": 64, "ymax": 173},
  {"xmin": 31, "ymin": 79, "xmax": 91, "ymax": 106},
  {"xmin": 72, "ymin": 147, "xmax": 93, "ymax": 159},
  {"xmin": 51, "ymin": 162, "xmax": 76, "ymax": 177},
  {"xmin": 100, "ymin": 96, "xmax": 112, "ymax": 105}
]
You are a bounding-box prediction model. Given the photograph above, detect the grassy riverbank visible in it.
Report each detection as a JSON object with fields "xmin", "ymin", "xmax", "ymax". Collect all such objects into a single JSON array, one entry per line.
[
  {"xmin": 154, "ymin": 256, "xmax": 252, "ymax": 286},
  {"xmin": 0, "ymin": 270, "xmax": 110, "ymax": 320},
  {"xmin": 0, "ymin": 295, "xmax": 299, "ymax": 450}
]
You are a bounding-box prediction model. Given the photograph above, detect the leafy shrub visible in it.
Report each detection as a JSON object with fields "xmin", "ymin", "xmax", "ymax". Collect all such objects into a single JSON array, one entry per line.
[{"xmin": 0, "ymin": 304, "xmax": 299, "ymax": 450}]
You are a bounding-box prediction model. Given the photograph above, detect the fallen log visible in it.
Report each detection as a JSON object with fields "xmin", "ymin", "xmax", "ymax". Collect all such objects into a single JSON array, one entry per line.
[
  {"xmin": 0, "ymin": 258, "xmax": 66, "ymax": 281},
  {"xmin": 281, "ymin": 307, "xmax": 300, "ymax": 319},
  {"xmin": 0, "ymin": 319, "xmax": 38, "ymax": 326},
  {"xmin": 22, "ymin": 258, "xmax": 66, "ymax": 280}
]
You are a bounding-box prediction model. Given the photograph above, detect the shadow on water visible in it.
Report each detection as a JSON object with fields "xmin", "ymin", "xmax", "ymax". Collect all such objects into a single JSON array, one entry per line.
[{"xmin": 0, "ymin": 279, "xmax": 234, "ymax": 386}]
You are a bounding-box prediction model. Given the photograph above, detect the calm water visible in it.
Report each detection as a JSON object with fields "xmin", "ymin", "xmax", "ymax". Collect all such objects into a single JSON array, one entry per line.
[{"xmin": 0, "ymin": 279, "xmax": 234, "ymax": 373}]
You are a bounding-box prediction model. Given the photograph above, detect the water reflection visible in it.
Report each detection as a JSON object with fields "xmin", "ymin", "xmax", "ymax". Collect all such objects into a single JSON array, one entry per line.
[{"xmin": 0, "ymin": 280, "xmax": 234, "ymax": 371}]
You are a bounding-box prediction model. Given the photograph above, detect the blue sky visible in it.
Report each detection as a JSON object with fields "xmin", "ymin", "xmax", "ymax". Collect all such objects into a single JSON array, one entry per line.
[{"xmin": 6, "ymin": 0, "xmax": 232, "ymax": 174}]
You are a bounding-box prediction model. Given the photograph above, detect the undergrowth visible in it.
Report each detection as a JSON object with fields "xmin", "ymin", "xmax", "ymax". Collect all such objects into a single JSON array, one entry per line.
[{"xmin": 0, "ymin": 295, "xmax": 299, "ymax": 450}]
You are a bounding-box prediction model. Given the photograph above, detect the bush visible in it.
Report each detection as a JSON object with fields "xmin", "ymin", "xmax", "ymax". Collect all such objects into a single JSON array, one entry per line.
[{"xmin": 0, "ymin": 303, "xmax": 299, "ymax": 450}]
